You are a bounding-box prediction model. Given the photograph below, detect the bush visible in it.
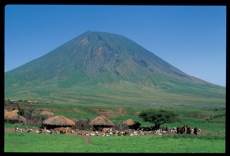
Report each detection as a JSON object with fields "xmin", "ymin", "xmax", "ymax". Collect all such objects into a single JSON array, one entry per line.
[
  {"xmin": 73, "ymin": 118, "xmax": 91, "ymax": 130},
  {"xmin": 22, "ymin": 108, "xmax": 49, "ymax": 126},
  {"xmin": 16, "ymin": 104, "xmax": 25, "ymax": 116},
  {"xmin": 113, "ymin": 123, "xmax": 129, "ymax": 131}
]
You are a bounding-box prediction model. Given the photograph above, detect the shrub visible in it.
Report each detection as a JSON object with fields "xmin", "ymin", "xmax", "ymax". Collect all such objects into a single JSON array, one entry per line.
[
  {"xmin": 113, "ymin": 123, "xmax": 129, "ymax": 131},
  {"xmin": 22, "ymin": 108, "xmax": 49, "ymax": 126},
  {"xmin": 15, "ymin": 104, "xmax": 25, "ymax": 116},
  {"xmin": 73, "ymin": 118, "xmax": 91, "ymax": 130}
]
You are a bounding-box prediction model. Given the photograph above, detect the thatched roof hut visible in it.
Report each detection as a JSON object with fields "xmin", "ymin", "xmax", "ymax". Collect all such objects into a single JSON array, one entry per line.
[
  {"xmin": 4, "ymin": 110, "xmax": 26, "ymax": 124},
  {"xmin": 89, "ymin": 115, "xmax": 114, "ymax": 131},
  {"xmin": 4, "ymin": 109, "xmax": 8, "ymax": 114},
  {"xmin": 42, "ymin": 116, "xmax": 75, "ymax": 129},
  {"xmin": 89, "ymin": 115, "xmax": 114, "ymax": 126},
  {"xmin": 11, "ymin": 109, "xmax": 19, "ymax": 114},
  {"xmin": 40, "ymin": 111, "xmax": 54, "ymax": 117},
  {"xmin": 123, "ymin": 119, "xmax": 141, "ymax": 130}
]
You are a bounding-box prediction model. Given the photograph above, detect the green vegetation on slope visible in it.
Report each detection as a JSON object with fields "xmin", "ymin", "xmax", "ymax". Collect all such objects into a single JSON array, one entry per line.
[{"xmin": 4, "ymin": 31, "xmax": 225, "ymax": 104}]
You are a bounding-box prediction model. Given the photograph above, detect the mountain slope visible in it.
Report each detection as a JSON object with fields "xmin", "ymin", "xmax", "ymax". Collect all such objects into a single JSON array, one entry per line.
[{"xmin": 4, "ymin": 31, "xmax": 225, "ymax": 104}]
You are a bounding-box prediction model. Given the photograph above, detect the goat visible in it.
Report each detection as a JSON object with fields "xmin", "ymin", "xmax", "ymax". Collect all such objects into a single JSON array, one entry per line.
[
  {"xmin": 15, "ymin": 127, "xmax": 23, "ymax": 132},
  {"xmin": 44, "ymin": 126, "xmax": 51, "ymax": 134},
  {"xmin": 90, "ymin": 133, "xmax": 95, "ymax": 136},
  {"xmin": 36, "ymin": 129, "xmax": 42, "ymax": 134},
  {"xmin": 27, "ymin": 128, "xmax": 33, "ymax": 133},
  {"xmin": 140, "ymin": 127, "xmax": 152, "ymax": 131}
]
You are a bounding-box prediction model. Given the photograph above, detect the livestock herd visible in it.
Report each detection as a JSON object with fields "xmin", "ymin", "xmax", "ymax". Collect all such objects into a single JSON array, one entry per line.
[{"xmin": 14, "ymin": 125, "xmax": 201, "ymax": 136}]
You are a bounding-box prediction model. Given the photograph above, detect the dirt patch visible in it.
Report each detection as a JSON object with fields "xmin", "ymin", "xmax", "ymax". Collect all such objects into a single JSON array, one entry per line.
[
  {"xmin": 92, "ymin": 109, "xmax": 116, "ymax": 118},
  {"xmin": 116, "ymin": 108, "xmax": 127, "ymax": 116},
  {"xmin": 5, "ymin": 128, "xmax": 17, "ymax": 133},
  {"xmin": 4, "ymin": 105, "xmax": 57, "ymax": 113},
  {"xmin": 92, "ymin": 108, "xmax": 127, "ymax": 118},
  {"xmin": 80, "ymin": 135, "xmax": 91, "ymax": 144},
  {"xmin": 40, "ymin": 111, "xmax": 54, "ymax": 117},
  {"xmin": 201, "ymin": 130, "xmax": 212, "ymax": 135}
]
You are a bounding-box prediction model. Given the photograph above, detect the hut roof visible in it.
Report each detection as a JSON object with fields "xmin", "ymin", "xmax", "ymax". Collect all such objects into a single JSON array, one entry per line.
[
  {"xmin": 4, "ymin": 111, "xmax": 26, "ymax": 123},
  {"xmin": 11, "ymin": 110, "xmax": 19, "ymax": 114},
  {"xmin": 89, "ymin": 115, "xmax": 114, "ymax": 126},
  {"xmin": 42, "ymin": 116, "xmax": 75, "ymax": 126},
  {"xmin": 40, "ymin": 111, "xmax": 54, "ymax": 117},
  {"xmin": 123, "ymin": 119, "xmax": 141, "ymax": 126},
  {"xmin": 4, "ymin": 109, "xmax": 8, "ymax": 113}
]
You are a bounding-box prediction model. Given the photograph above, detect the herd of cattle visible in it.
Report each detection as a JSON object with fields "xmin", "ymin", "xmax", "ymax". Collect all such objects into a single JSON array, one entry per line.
[{"xmin": 14, "ymin": 125, "xmax": 201, "ymax": 136}]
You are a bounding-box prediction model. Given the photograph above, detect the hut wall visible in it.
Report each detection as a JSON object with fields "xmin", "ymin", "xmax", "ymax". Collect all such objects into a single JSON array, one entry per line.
[
  {"xmin": 42, "ymin": 124, "xmax": 72, "ymax": 130},
  {"xmin": 129, "ymin": 125, "xmax": 141, "ymax": 130},
  {"xmin": 93, "ymin": 125, "xmax": 113, "ymax": 131}
]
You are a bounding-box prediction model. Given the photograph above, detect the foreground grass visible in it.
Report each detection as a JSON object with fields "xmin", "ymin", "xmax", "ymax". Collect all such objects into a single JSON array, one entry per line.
[{"xmin": 4, "ymin": 132, "xmax": 225, "ymax": 153}]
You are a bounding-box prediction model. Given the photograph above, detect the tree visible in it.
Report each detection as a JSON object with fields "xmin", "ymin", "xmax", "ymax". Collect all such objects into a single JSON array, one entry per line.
[
  {"xmin": 138, "ymin": 109, "xmax": 182, "ymax": 129},
  {"xmin": 16, "ymin": 104, "xmax": 25, "ymax": 116}
]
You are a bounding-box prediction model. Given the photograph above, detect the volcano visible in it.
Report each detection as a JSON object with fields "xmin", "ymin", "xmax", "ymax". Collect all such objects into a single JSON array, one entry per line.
[{"xmin": 4, "ymin": 31, "xmax": 225, "ymax": 105}]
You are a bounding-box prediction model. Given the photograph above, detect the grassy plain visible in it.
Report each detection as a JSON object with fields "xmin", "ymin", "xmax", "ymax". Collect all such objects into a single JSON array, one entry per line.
[
  {"xmin": 4, "ymin": 98, "xmax": 225, "ymax": 153},
  {"xmin": 4, "ymin": 132, "xmax": 225, "ymax": 153},
  {"xmin": 4, "ymin": 81, "xmax": 225, "ymax": 153}
]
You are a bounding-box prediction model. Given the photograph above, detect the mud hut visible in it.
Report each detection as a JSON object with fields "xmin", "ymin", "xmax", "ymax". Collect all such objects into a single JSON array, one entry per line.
[
  {"xmin": 89, "ymin": 115, "xmax": 114, "ymax": 131},
  {"xmin": 4, "ymin": 110, "xmax": 26, "ymax": 124},
  {"xmin": 42, "ymin": 115, "xmax": 75, "ymax": 129},
  {"xmin": 123, "ymin": 119, "xmax": 141, "ymax": 130}
]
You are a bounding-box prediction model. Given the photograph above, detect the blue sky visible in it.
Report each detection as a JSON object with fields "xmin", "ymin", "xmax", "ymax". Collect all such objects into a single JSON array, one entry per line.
[{"xmin": 5, "ymin": 5, "xmax": 226, "ymax": 87}]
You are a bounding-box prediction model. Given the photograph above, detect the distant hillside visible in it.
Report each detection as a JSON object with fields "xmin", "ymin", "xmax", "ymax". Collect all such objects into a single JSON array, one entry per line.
[{"xmin": 4, "ymin": 31, "xmax": 225, "ymax": 105}]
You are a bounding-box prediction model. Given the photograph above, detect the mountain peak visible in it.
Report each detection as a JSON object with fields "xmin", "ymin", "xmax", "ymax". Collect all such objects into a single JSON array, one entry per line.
[{"xmin": 5, "ymin": 31, "xmax": 225, "ymax": 100}]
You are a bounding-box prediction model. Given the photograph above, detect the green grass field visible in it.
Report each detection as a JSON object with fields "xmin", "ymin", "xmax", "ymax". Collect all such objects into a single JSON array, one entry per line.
[
  {"xmin": 4, "ymin": 81, "xmax": 225, "ymax": 153},
  {"xmin": 4, "ymin": 132, "xmax": 225, "ymax": 153},
  {"xmin": 4, "ymin": 99, "xmax": 226, "ymax": 153}
]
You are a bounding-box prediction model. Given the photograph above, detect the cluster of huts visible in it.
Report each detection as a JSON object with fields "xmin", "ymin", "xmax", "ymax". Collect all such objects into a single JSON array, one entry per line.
[
  {"xmin": 5, "ymin": 109, "xmax": 202, "ymax": 136},
  {"xmin": 41, "ymin": 115, "xmax": 141, "ymax": 131},
  {"xmin": 4, "ymin": 109, "xmax": 142, "ymax": 132}
]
